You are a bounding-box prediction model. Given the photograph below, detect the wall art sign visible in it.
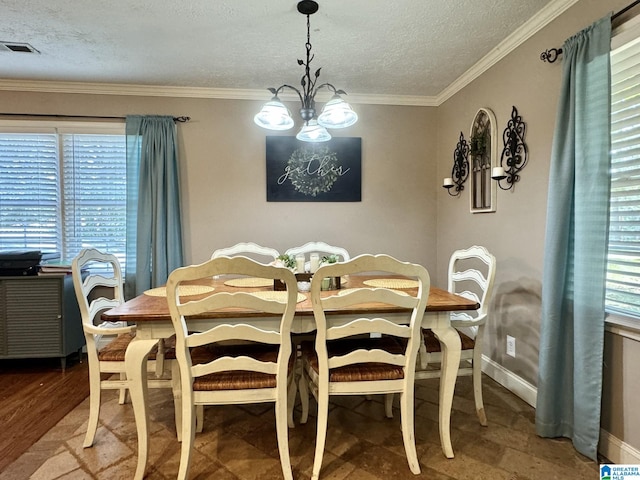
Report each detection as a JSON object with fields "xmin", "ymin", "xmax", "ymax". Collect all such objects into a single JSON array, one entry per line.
[{"xmin": 266, "ymin": 136, "xmax": 362, "ymax": 202}]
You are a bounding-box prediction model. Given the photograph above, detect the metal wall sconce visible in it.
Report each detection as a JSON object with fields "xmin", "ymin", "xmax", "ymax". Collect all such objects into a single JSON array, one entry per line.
[
  {"xmin": 443, "ymin": 132, "xmax": 470, "ymax": 196},
  {"xmin": 491, "ymin": 106, "xmax": 528, "ymax": 190}
]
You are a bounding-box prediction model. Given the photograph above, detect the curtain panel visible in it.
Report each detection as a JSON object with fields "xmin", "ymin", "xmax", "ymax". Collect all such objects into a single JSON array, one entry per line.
[
  {"xmin": 125, "ymin": 115, "xmax": 184, "ymax": 298},
  {"xmin": 536, "ymin": 14, "xmax": 612, "ymax": 460}
]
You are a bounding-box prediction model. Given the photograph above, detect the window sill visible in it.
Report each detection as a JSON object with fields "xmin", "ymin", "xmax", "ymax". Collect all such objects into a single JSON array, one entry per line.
[{"xmin": 605, "ymin": 314, "xmax": 640, "ymax": 343}]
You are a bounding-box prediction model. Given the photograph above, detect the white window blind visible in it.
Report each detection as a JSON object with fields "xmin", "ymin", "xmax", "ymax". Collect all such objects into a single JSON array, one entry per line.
[
  {"xmin": 0, "ymin": 133, "xmax": 61, "ymax": 251},
  {"xmin": 607, "ymin": 35, "xmax": 640, "ymax": 318},
  {"xmin": 62, "ymin": 134, "xmax": 127, "ymax": 266},
  {"xmin": 0, "ymin": 123, "xmax": 127, "ymax": 271}
]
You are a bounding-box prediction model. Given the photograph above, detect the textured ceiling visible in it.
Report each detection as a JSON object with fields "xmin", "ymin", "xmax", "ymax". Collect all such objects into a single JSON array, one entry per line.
[{"xmin": 0, "ymin": 0, "xmax": 560, "ymax": 100}]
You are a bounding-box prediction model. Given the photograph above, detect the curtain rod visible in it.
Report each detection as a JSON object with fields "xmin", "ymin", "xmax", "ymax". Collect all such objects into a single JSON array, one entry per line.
[
  {"xmin": 540, "ymin": 0, "xmax": 640, "ymax": 63},
  {"xmin": 0, "ymin": 113, "xmax": 190, "ymax": 122}
]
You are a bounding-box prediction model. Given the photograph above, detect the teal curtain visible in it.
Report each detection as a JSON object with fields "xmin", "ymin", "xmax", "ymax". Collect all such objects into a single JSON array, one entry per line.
[
  {"xmin": 536, "ymin": 15, "xmax": 611, "ymax": 460},
  {"xmin": 125, "ymin": 115, "xmax": 184, "ymax": 298}
]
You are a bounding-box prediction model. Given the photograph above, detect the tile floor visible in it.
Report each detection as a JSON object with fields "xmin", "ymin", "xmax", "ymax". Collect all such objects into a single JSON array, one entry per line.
[{"xmin": 0, "ymin": 375, "xmax": 601, "ymax": 480}]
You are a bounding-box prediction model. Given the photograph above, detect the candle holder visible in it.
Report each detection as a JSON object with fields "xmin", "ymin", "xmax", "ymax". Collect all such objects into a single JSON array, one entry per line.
[
  {"xmin": 443, "ymin": 132, "xmax": 470, "ymax": 197},
  {"xmin": 492, "ymin": 106, "xmax": 528, "ymax": 190}
]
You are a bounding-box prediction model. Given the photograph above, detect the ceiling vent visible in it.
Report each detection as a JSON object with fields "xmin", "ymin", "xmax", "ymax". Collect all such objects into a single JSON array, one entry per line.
[{"xmin": 0, "ymin": 41, "xmax": 40, "ymax": 53}]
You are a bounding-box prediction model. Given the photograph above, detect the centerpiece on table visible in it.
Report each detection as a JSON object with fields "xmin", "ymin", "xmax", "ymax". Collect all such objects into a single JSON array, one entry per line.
[
  {"xmin": 272, "ymin": 253, "xmax": 342, "ymax": 291},
  {"xmin": 273, "ymin": 254, "xmax": 312, "ymax": 290}
]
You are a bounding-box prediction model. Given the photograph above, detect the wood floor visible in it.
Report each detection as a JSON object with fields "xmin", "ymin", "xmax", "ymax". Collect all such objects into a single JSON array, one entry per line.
[
  {"xmin": 0, "ymin": 357, "xmax": 603, "ymax": 480},
  {"xmin": 0, "ymin": 355, "xmax": 89, "ymax": 472}
]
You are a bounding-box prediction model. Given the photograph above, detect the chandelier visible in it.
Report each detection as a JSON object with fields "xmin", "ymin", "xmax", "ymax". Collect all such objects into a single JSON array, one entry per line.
[{"xmin": 253, "ymin": 0, "xmax": 358, "ymax": 142}]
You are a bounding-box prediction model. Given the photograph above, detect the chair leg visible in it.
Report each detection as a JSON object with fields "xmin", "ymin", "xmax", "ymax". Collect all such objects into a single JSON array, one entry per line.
[
  {"xmin": 418, "ymin": 332, "xmax": 428, "ymax": 370},
  {"xmin": 311, "ymin": 384, "xmax": 329, "ymax": 480},
  {"xmin": 275, "ymin": 395, "xmax": 294, "ymax": 480},
  {"xmin": 83, "ymin": 367, "xmax": 102, "ymax": 448},
  {"xmin": 155, "ymin": 339, "xmax": 165, "ymax": 378},
  {"xmin": 118, "ymin": 372, "xmax": 128, "ymax": 404},
  {"xmin": 177, "ymin": 391, "xmax": 196, "ymax": 480},
  {"xmin": 287, "ymin": 373, "xmax": 297, "ymax": 428},
  {"xmin": 196, "ymin": 405, "xmax": 204, "ymax": 433},
  {"xmin": 299, "ymin": 369, "xmax": 310, "ymax": 424},
  {"xmin": 171, "ymin": 362, "xmax": 183, "ymax": 442},
  {"xmin": 384, "ymin": 393, "xmax": 394, "ymax": 418},
  {"xmin": 472, "ymin": 346, "xmax": 487, "ymax": 426},
  {"xmin": 399, "ymin": 390, "xmax": 421, "ymax": 474}
]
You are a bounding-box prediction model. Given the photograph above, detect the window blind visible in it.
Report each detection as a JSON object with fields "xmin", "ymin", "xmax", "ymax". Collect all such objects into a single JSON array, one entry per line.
[
  {"xmin": 62, "ymin": 134, "xmax": 127, "ymax": 267},
  {"xmin": 607, "ymin": 35, "xmax": 640, "ymax": 317},
  {"xmin": 0, "ymin": 133, "xmax": 61, "ymax": 251}
]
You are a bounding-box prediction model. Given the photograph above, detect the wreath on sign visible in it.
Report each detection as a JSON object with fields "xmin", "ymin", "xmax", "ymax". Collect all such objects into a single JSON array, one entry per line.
[{"xmin": 287, "ymin": 146, "xmax": 339, "ymax": 196}]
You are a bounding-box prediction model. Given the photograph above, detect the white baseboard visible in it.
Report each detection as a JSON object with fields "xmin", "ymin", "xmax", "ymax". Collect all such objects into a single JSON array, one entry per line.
[
  {"xmin": 599, "ymin": 429, "xmax": 640, "ymax": 464},
  {"xmin": 481, "ymin": 355, "xmax": 537, "ymax": 407},
  {"xmin": 481, "ymin": 355, "xmax": 640, "ymax": 464}
]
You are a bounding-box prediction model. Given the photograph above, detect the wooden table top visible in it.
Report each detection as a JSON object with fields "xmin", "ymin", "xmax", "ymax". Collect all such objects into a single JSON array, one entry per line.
[{"xmin": 102, "ymin": 275, "xmax": 479, "ymax": 323}]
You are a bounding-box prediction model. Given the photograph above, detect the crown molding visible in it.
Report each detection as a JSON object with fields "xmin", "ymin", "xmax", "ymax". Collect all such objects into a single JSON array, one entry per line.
[
  {"xmin": 436, "ymin": 0, "xmax": 581, "ymax": 105},
  {"xmin": 0, "ymin": 0, "xmax": 578, "ymax": 108},
  {"xmin": 0, "ymin": 78, "xmax": 439, "ymax": 107}
]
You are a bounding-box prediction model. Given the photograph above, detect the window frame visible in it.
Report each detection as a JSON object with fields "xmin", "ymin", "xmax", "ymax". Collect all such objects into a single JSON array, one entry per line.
[
  {"xmin": 0, "ymin": 119, "xmax": 127, "ymax": 270},
  {"xmin": 606, "ymin": 15, "xmax": 640, "ymax": 337}
]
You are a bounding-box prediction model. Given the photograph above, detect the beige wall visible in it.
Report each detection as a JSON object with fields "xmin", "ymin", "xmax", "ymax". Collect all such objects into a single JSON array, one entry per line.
[
  {"xmin": 436, "ymin": 0, "xmax": 639, "ymax": 454},
  {"xmin": 0, "ymin": 91, "xmax": 438, "ymax": 272},
  {"xmin": 1, "ymin": 0, "xmax": 638, "ymax": 455}
]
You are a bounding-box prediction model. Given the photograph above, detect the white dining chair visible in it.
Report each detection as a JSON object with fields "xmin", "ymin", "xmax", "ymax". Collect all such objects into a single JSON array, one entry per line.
[
  {"xmin": 285, "ymin": 241, "xmax": 352, "ymax": 422},
  {"xmin": 166, "ymin": 256, "xmax": 298, "ymax": 480},
  {"xmin": 415, "ymin": 245, "xmax": 496, "ymax": 426},
  {"xmin": 299, "ymin": 254, "xmax": 430, "ymax": 479},
  {"xmin": 71, "ymin": 248, "xmax": 177, "ymax": 448},
  {"xmin": 211, "ymin": 242, "xmax": 280, "ymax": 263}
]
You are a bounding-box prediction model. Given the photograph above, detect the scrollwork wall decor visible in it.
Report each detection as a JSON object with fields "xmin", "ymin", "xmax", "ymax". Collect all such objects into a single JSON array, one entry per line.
[
  {"xmin": 492, "ymin": 106, "xmax": 528, "ymax": 190},
  {"xmin": 443, "ymin": 132, "xmax": 470, "ymax": 196}
]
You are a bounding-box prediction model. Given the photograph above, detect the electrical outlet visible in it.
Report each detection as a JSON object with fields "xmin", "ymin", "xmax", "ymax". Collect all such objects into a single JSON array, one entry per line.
[{"xmin": 506, "ymin": 335, "xmax": 516, "ymax": 357}]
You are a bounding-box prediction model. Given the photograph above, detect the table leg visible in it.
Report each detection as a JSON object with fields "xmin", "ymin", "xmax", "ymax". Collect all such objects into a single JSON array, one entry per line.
[
  {"xmin": 125, "ymin": 337, "xmax": 158, "ymax": 480},
  {"xmin": 431, "ymin": 317, "xmax": 461, "ymax": 459}
]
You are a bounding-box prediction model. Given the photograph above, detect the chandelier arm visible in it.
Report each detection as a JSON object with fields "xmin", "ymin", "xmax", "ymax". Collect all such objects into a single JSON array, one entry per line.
[
  {"xmin": 311, "ymin": 83, "xmax": 337, "ymax": 97},
  {"xmin": 274, "ymin": 84, "xmax": 305, "ymax": 105}
]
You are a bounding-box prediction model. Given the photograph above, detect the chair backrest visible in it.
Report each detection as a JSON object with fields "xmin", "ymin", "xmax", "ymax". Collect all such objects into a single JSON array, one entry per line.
[
  {"xmin": 211, "ymin": 242, "xmax": 280, "ymax": 264},
  {"xmin": 72, "ymin": 248, "xmax": 124, "ymax": 331},
  {"xmin": 285, "ymin": 242, "xmax": 350, "ymax": 262},
  {"xmin": 166, "ymin": 256, "xmax": 298, "ymax": 387},
  {"xmin": 310, "ymin": 254, "xmax": 430, "ymax": 382},
  {"xmin": 447, "ymin": 245, "xmax": 496, "ymax": 327}
]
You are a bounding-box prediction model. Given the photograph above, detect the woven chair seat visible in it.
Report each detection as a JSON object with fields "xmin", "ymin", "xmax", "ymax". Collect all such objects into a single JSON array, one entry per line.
[
  {"xmin": 302, "ymin": 337, "xmax": 406, "ymax": 382},
  {"xmin": 422, "ymin": 328, "xmax": 475, "ymax": 353},
  {"xmin": 97, "ymin": 333, "xmax": 178, "ymax": 362},
  {"xmin": 190, "ymin": 343, "xmax": 294, "ymax": 391}
]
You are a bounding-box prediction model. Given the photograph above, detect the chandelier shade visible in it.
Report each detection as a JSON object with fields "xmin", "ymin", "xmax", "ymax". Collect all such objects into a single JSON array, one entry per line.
[
  {"xmin": 296, "ymin": 120, "xmax": 332, "ymax": 142},
  {"xmin": 254, "ymin": 0, "xmax": 357, "ymax": 142},
  {"xmin": 253, "ymin": 97, "xmax": 295, "ymax": 130},
  {"xmin": 317, "ymin": 96, "xmax": 358, "ymax": 129}
]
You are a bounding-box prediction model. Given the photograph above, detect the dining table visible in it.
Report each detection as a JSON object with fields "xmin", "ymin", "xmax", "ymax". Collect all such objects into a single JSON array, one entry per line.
[{"xmin": 102, "ymin": 273, "xmax": 479, "ymax": 480}]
